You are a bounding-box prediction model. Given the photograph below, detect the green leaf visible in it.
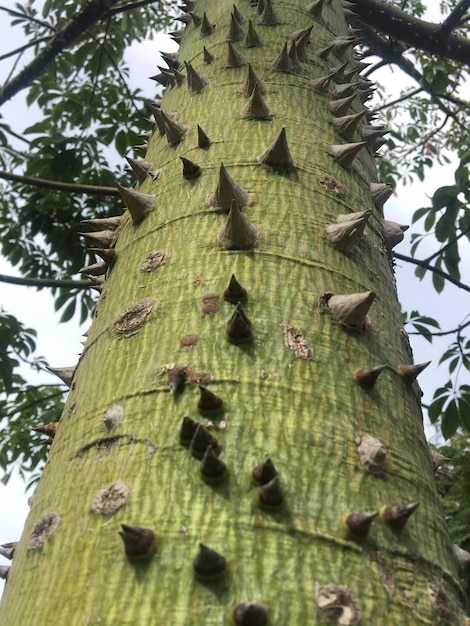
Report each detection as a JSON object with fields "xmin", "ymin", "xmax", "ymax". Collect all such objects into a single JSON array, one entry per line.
[
  {"xmin": 441, "ymin": 399, "xmax": 459, "ymax": 439},
  {"xmin": 432, "ymin": 185, "xmax": 458, "ymax": 210},
  {"xmin": 428, "ymin": 394, "xmax": 449, "ymax": 423}
]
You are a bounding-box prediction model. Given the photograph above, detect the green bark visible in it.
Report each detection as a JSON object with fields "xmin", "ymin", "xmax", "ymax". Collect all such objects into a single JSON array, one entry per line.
[{"xmin": 1, "ymin": 0, "xmax": 466, "ymax": 623}]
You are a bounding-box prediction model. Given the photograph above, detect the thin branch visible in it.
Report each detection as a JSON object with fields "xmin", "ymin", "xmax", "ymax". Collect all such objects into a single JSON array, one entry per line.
[
  {"xmin": 373, "ymin": 87, "xmax": 423, "ymax": 113},
  {"xmin": 424, "ymin": 226, "xmax": 470, "ymax": 263},
  {"xmin": 361, "ymin": 28, "xmax": 468, "ymax": 133},
  {"xmin": 0, "ymin": 6, "xmax": 57, "ymax": 34},
  {"xmin": 0, "ymin": 37, "xmax": 52, "ymax": 63},
  {"xmin": 438, "ymin": 0, "xmax": 470, "ymax": 37},
  {"xmin": 0, "ymin": 0, "xmax": 121, "ymax": 107},
  {"xmin": 107, "ymin": 0, "xmax": 163, "ymax": 16},
  {"xmin": 0, "ymin": 274, "xmax": 93, "ymax": 289},
  {"xmin": 408, "ymin": 319, "xmax": 470, "ymax": 338},
  {"xmin": 393, "ymin": 252, "xmax": 470, "ymax": 293},
  {"xmin": 353, "ymin": 0, "xmax": 470, "ymax": 66},
  {"xmin": 3, "ymin": 390, "xmax": 65, "ymax": 421},
  {"xmin": 0, "ymin": 170, "xmax": 120, "ymax": 196}
]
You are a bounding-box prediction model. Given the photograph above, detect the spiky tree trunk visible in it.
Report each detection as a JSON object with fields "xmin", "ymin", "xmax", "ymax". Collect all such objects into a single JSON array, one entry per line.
[{"xmin": 1, "ymin": 0, "xmax": 466, "ymax": 623}]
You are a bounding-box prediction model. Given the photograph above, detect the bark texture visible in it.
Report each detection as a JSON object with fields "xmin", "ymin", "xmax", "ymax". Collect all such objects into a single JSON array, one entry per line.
[{"xmin": 1, "ymin": 0, "xmax": 466, "ymax": 623}]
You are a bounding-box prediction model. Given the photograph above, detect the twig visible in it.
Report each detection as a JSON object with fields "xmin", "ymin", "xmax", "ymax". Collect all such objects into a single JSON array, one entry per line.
[
  {"xmin": 0, "ymin": 37, "xmax": 52, "ymax": 63},
  {"xmin": 0, "ymin": 170, "xmax": 120, "ymax": 196},
  {"xmin": 424, "ymin": 226, "xmax": 470, "ymax": 263},
  {"xmin": 373, "ymin": 87, "xmax": 423, "ymax": 112},
  {"xmin": 393, "ymin": 252, "xmax": 470, "ymax": 293},
  {"xmin": 0, "ymin": 274, "xmax": 93, "ymax": 289},
  {"xmin": 408, "ymin": 319, "xmax": 470, "ymax": 338}
]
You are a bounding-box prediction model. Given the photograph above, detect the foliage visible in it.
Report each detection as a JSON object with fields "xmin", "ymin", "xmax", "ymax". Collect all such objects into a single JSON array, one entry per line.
[
  {"xmin": 436, "ymin": 435, "xmax": 470, "ymax": 598},
  {"xmin": 0, "ymin": 311, "xmax": 66, "ymax": 486}
]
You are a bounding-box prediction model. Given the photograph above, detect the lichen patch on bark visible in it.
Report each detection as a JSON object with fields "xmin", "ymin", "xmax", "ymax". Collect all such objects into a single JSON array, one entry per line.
[
  {"xmin": 315, "ymin": 583, "xmax": 361, "ymax": 625},
  {"xmin": 180, "ymin": 333, "xmax": 199, "ymax": 347},
  {"xmin": 281, "ymin": 322, "xmax": 314, "ymax": 360},
  {"xmin": 91, "ymin": 479, "xmax": 130, "ymax": 515},
  {"xmin": 202, "ymin": 293, "xmax": 220, "ymax": 314},
  {"xmin": 28, "ymin": 512, "xmax": 60, "ymax": 549},
  {"xmin": 112, "ymin": 297, "xmax": 156, "ymax": 334},
  {"xmin": 319, "ymin": 175, "xmax": 345, "ymax": 196},
  {"xmin": 140, "ymin": 250, "xmax": 165, "ymax": 272}
]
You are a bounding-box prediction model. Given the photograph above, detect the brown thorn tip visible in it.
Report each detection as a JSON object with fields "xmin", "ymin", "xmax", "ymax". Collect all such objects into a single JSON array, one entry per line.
[
  {"xmin": 319, "ymin": 291, "xmax": 375, "ymax": 332},
  {"xmin": 257, "ymin": 127, "xmax": 295, "ymax": 172},
  {"xmin": 328, "ymin": 142, "xmax": 366, "ymax": 169},
  {"xmin": 217, "ymin": 200, "xmax": 259, "ymax": 250},
  {"xmin": 226, "ymin": 41, "xmax": 246, "ymax": 67},
  {"xmin": 197, "ymin": 385, "xmax": 224, "ymax": 414},
  {"xmin": 200, "ymin": 446, "xmax": 228, "ymax": 482},
  {"xmin": 115, "ymin": 182, "xmax": 155, "ymax": 224},
  {"xmin": 168, "ymin": 367, "xmax": 187, "ymax": 395},
  {"xmin": 345, "ymin": 511, "xmax": 378, "ymax": 538},
  {"xmin": 0, "ymin": 566, "xmax": 10, "ymax": 581},
  {"xmin": 398, "ymin": 361, "xmax": 431, "ymax": 385},
  {"xmin": 257, "ymin": 475, "xmax": 284, "ymax": 509},
  {"xmin": 208, "ymin": 163, "xmax": 248, "ymax": 211},
  {"xmin": 184, "ymin": 61, "xmax": 210, "ymax": 94},
  {"xmin": 32, "ymin": 422, "xmax": 57, "ymax": 438},
  {"xmin": 190, "ymin": 424, "xmax": 220, "ymax": 458},
  {"xmin": 118, "ymin": 524, "xmax": 157, "ymax": 560},
  {"xmin": 197, "ymin": 124, "xmax": 212, "ymax": 149},
  {"xmin": 227, "ymin": 302, "xmax": 252, "ymax": 343},
  {"xmin": 192, "ymin": 543, "xmax": 227, "ymax": 579},
  {"xmin": 380, "ymin": 502, "xmax": 419, "ymax": 530},
  {"xmin": 324, "ymin": 210, "xmax": 371, "ymax": 252},
  {"xmin": 180, "ymin": 156, "xmax": 201, "ymax": 179},
  {"xmin": 46, "ymin": 365, "xmax": 76, "ymax": 387},
  {"xmin": 354, "ymin": 365, "xmax": 386, "ymax": 388},
  {"xmin": 179, "ymin": 416, "xmax": 199, "ymax": 446},
  {"xmin": 252, "ymin": 458, "xmax": 278, "ymax": 485},
  {"xmin": 0, "ymin": 543, "xmax": 17, "ymax": 561},
  {"xmin": 233, "ymin": 602, "xmax": 268, "ymax": 626},
  {"xmin": 242, "ymin": 82, "xmax": 272, "ymax": 119},
  {"xmin": 223, "ymin": 274, "xmax": 248, "ymax": 302}
]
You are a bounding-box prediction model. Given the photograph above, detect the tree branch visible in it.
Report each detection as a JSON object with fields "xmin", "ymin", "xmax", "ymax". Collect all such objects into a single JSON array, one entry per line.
[
  {"xmin": 438, "ymin": 0, "xmax": 470, "ymax": 37},
  {"xmin": 107, "ymin": 0, "xmax": 163, "ymax": 17},
  {"xmin": 424, "ymin": 226, "xmax": 470, "ymax": 263},
  {"xmin": 0, "ymin": 170, "xmax": 120, "ymax": 196},
  {"xmin": 393, "ymin": 252, "xmax": 470, "ymax": 293},
  {"xmin": 352, "ymin": 0, "xmax": 470, "ymax": 66},
  {"xmin": 362, "ymin": 28, "xmax": 468, "ymax": 134},
  {"xmin": 0, "ymin": 274, "xmax": 92, "ymax": 289},
  {"xmin": 0, "ymin": 37, "xmax": 52, "ymax": 63},
  {"xmin": 408, "ymin": 319, "xmax": 470, "ymax": 338},
  {"xmin": 0, "ymin": 0, "xmax": 120, "ymax": 107}
]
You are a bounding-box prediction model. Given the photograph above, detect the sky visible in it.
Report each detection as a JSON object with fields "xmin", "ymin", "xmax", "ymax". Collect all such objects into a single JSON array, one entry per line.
[{"xmin": 1, "ymin": 0, "xmax": 469, "ymax": 596}]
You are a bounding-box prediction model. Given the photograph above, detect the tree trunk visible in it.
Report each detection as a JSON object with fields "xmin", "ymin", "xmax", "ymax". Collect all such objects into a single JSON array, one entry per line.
[{"xmin": 1, "ymin": 0, "xmax": 466, "ymax": 623}]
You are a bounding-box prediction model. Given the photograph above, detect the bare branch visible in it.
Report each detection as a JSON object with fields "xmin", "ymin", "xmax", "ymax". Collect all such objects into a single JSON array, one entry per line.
[
  {"xmin": 0, "ymin": 0, "xmax": 121, "ymax": 107},
  {"xmin": 407, "ymin": 319, "xmax": 470, "ymax": 338},
  {"xmin": 393, "ymin": 252, "xmax": 470, "ymax": 293},
  {"xmin": 424, "ymin": 226, "xmax": 470, "ymax": 263},
  {"xmin": 0, "ymin": 37, "xmax": 52, "ymax": 63},
  {"xmin": 107, "ymin": 0, "xmax": 163, "ymax": 17},
  {"xmin": 0, "ymin": 274, "xmax": 93, "ymax": 289},
  {"xmin": 0, "ymin": 170, "xmax": 120, "ymax": 196},
  {"xmin": 438, "ymin": 0, "xmax": 470, "ymax": 37},
  {"xmin": 353, "ymin": 0, "xmax": 470, "ymax": 66}
]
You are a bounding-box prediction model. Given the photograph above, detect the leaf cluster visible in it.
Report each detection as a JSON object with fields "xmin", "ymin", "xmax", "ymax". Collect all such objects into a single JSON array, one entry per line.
[{"xmin": 0, "ymin": 311, "xmax": 67, "ymax": 484}]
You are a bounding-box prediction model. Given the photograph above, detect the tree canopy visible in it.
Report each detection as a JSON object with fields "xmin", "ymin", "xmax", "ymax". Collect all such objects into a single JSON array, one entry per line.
[{"xmin": 0, "ymin": 0, "xmax": 469, "ymax": 530}]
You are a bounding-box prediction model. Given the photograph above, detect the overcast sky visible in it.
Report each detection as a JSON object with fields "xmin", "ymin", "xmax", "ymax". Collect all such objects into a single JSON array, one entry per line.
[{"xmin": 1, "ymin": 0, "xmax": 469, "ymax": 596}]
